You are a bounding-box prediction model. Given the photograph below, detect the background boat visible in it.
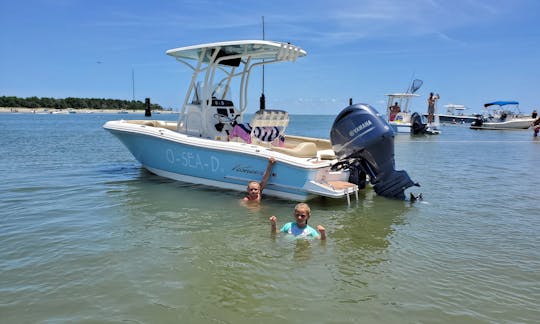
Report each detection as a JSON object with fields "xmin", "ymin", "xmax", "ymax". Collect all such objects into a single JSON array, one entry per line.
[
  {"xmin": 427, "ymin": 104, "xmax": 477, "ymax": 124},
  {"xmin": 470, "ymin": 101, "xmax": 533, "ymax": 130},
  {"xmin": 385, "ymin": 79, "xmax": 440, "ymax": 135}
]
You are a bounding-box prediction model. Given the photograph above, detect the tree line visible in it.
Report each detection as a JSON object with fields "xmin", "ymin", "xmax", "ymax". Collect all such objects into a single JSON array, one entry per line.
[{"xmin": 0, "ymin": 96, "xmax": 167, "ymax": 111}]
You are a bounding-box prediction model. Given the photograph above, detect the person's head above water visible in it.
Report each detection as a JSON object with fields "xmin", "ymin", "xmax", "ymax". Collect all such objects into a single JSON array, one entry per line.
[
  {"xmin": 292, "ymin": 203, "xmax": 311, "ymax": 227},
  {"xmin": 245, "ymin": 181, "xmax": 262, "ymax": 201}
]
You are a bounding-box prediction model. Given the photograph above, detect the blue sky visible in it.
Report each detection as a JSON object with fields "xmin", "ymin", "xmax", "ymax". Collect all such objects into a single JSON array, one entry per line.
[{"xmin": 1, "ymin": 0, "xmax": 539, "ymax": 115}]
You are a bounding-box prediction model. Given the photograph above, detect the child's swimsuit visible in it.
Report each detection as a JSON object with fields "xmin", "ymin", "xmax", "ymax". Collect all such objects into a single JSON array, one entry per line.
[{"xmin": 280, "ymin": 222, "xmax": 320, "ymax": 239}]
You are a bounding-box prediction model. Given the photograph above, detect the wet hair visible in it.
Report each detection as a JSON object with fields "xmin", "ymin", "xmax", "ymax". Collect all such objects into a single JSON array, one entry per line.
[
  {"xmin": 294, "ymin": 203, "xmax": 311, "ymax": 215},
  {"xmin": 247, "ymin": 181, "xmax": 260, "ymax": 189}
]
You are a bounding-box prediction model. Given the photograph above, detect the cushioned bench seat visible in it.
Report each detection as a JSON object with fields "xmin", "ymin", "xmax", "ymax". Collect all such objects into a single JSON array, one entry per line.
[{"xmin": 270, "ymin": 142, "xmax": 318, "ymax": 158}]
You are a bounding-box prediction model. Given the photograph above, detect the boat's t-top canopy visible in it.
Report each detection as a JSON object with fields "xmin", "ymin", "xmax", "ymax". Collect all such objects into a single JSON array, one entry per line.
[
  {"xmin": 386, "ymin": 93, "xmax": 421, "ymax": 98},
  {"xmin": 444, "ymin": 104, "xmax": 466, "ymax": 114},
  {"xmin": 444, "ymin": 104, "xmax": 466, "ymax": 110},
  {"xmin": 386, "ymin": 93, "xmax": 420, "ymax": 113},
  {"xmin": 484, "ymin": 101, "xmax": 519, "ymax": 108},
  {"xmin": 166, "ymin": 40, "xmax": 306, "ymax": 65},
  {"xmin": 166, "ymin": 40, "xmax": 306, "ymax": 116}
]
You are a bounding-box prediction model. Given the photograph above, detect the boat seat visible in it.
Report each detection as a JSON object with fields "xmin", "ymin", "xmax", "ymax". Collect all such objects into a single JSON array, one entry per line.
[
  {"xmin": 249, "ymin": 109, "xmax": 289, "ymax": 146},
  {"xmin": 270, "ymin": 142, "xmax": 317, "ymax": 158},
  {"xmin": 317, "ymin": 149, "xmax": 336, "ymax": 160},
  {"xmin": 142, "ymin": 120, "xmax": 159, "ymax": 126},
  {"xmin": 230, "ymin": 123, "xmax": 285, "ymax": 145}
]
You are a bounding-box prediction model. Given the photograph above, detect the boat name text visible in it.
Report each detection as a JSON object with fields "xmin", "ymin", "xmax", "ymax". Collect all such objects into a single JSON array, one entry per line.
[{"xmin": 166, "ymin": 149, "xmax": 220, "ymax": 172}]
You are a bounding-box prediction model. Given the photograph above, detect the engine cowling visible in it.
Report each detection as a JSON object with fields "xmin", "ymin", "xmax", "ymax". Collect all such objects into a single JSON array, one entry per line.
[
  {"xmin": 471, "ymin": 115, "xmax": 484, "ymax": 127},
  {"xmin": 411, "ymin": 112, "xmax": 428, "ymax": 134},
  {"xmin": 330, "ymin": 103, "xmax": 418, "ymax": 199}
]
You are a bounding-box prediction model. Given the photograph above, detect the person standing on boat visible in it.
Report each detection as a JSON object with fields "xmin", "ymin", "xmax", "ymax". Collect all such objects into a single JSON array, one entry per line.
[
  {"xmin": 389, "ymin": 102, "xmax": 400, "ymax": 121},
  {"xmin": 427, "ymin": 92, "xmax": 437, "ymax": 123},
  {"xmin": 269, "ymin": 203, "xmax": 326, "ymax": 240},
  {"xmin": 243, "ymin": 157, "xmax": 276, "ymax": 202},
  {"xmin": 532, "ymin": 110, "xmax": 538, "ymax": 119}
]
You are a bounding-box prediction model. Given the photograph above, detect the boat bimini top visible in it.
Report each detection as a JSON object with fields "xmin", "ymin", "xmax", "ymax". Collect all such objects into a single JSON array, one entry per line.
[
  {"xmin": 484, "ymin": 101, "xmax": 519, "ymax": 108},
  {"xmin": 482, "ymin": 101, "xmax": 523, "ymax": 116}
]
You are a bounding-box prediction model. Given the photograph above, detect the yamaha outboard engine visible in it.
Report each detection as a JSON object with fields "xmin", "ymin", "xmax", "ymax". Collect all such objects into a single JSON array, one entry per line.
[
  {"xmin": 411, "ymin": 112, "xmax": 428, "ymax": 134},
  {"xmin": 330, "ymin": 103, "xmax": 418, "ymax": 200}
]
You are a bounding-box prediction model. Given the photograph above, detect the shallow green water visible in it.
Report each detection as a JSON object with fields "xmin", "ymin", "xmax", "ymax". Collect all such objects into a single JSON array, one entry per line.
[{"xmin": 1, "ymin": 113, "xmax": 538, "ymax": 323}]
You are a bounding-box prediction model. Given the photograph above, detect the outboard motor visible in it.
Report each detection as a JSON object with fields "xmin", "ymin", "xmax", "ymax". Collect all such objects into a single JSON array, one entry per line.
[
  {"xmin": 471, "ymin": 115, "xmax": 483, "ymax": 127},
  {"xmin": 411, "ymin": 112, "xmax": 428, "ymax": 134},
  {"xmin": 330, "ymin": 103, "xmax": 418, "ymax": 200}
]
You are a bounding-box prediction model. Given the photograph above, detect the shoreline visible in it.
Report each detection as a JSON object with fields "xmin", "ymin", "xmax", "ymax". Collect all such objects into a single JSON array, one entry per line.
[{"xmin": 0, "ymin": 107, "xmax": 177, "ymax": 114}]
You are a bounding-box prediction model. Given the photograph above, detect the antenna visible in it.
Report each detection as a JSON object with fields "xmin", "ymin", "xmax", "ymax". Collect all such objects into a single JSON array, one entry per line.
[
  {"xmin": 132, "ymin": 68, "xmax": 135, "ymax": 101},
  {"xmin": 259, "ymin": 16, "xmax": 266, "ymax": 110},
  {"xmin": 405, "ymin": 72, "xmax": 415, "ymax": 93},
  {"xmin": 262, "ymin": 15, "xmax": 265, "ymax": 94}
]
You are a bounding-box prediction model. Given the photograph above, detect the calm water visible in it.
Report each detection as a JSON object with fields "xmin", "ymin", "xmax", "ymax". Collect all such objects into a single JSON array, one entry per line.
[{"xmin": 1, "ymin": 112, "xmax": 539, "ymax": 323}]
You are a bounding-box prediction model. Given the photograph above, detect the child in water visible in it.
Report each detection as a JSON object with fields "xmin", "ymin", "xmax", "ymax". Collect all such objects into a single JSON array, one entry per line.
[
  {"xmin": 243, "ymin": 157, "xmax": 276, "ymax": 202},
  {"xmin": 269, "ymin": 203, "xmax": 326, "ymax": 240}
]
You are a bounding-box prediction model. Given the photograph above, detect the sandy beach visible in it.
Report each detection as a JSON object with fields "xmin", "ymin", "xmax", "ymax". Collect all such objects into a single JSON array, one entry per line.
[{"xmin": 0, "ymin": 107, "xmax": 177, "ymax": 114}]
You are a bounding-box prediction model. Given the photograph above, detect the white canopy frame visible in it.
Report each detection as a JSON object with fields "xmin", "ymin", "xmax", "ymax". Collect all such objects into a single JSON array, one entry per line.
[{"xmin": 167, "ymin": 41, "xmax": 306, "ymax": 124}]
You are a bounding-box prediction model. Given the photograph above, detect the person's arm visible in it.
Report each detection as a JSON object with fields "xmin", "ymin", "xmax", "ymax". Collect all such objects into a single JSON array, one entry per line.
[
  {"xmin": 316, "ymin": 225, "xmax": 326, "ymax": 240},
  {"xmin": 269, "ymin": 216, "xmax": 278, "ymax": 234},
  {"xmin": 259, "ymin": 157, "xmax": 276, "ymax": 192}
]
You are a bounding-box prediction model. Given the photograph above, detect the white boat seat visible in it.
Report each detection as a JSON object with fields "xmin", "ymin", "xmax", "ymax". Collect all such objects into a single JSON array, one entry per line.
[
  {"xmin": 317, "ymin": 149, "xmax": 336, "ymax": 160},
  {"xmin": 270, "ymin": 142, "xmax": 317, "ymax": 158}
]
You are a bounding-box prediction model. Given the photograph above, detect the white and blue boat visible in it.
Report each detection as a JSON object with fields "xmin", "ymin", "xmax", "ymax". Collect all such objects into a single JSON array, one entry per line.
[
  {"xmin": 385, "ymin": 80, "xmax": 440, "ymax": 135},
  {"xmin": 470, "ymin": 101, "xmax": 534, "ymax": 130},
  {"xmin": 104, "ymin": 40, "xmax": 417, "ymax": 201}
]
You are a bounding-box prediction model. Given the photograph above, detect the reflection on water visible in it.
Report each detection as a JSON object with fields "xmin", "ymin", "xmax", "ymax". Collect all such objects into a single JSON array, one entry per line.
[
  {"xmin": 96, "ymin": 166, "xmax": 415, "ymax": 321},
  {"xmin": 291, "ymin": 239, "xmax": 315, "ymax": 262},
  {"xmin": 112, "ymin": 168, "xmax": 411, "ymax": 262}
]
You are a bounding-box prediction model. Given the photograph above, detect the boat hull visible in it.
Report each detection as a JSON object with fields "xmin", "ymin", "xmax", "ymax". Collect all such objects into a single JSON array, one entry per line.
[
  {"xmin": 424, "ymin": 114, "xmax": 477, "ymax": 124},
  {"xmin": 388, "ymin": 122, "xmax": 440, "ymax": 135},
  {"xmin": 470, "ymin": 118, "xmax": 533, "ymax": 130},
  {"xmin": 388, "ymin": 122, "xmax": 412, "ymax": 133},
  {"xmin": 103, "ymin": 121, "xmax": 354, "ymax": 201}
]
